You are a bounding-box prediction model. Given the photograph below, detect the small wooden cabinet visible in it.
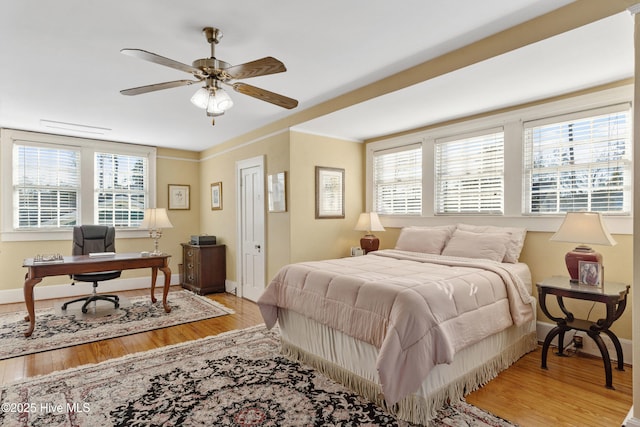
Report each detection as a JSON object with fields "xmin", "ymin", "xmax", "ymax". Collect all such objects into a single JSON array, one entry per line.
[{"xmin": 181, "ymin": 243, "xmax": 226, "ymax": 295}]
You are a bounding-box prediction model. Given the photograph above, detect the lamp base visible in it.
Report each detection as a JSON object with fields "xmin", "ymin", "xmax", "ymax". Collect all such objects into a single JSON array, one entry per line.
[
  {"xmin": 360, "ymin": 234, "xmax": 379, "ymax": 254},
  {"xmin": 565, "ymin": 246, "xmax": 602, "ymax": 283}
]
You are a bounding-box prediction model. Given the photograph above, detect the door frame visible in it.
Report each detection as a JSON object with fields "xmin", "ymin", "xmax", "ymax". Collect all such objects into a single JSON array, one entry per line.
[{"xmin": 235, "ymin": 155, "xmax": 266, "ymax": 299}]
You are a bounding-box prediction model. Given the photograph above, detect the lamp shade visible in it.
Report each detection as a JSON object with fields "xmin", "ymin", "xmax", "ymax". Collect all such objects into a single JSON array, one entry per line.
[
  {"xmin": 354, "ymin": 212, "xmax": 385, "ymax": 232},
  {"xmin": 550, "ymin": 212, "xmax": 616, "ymax": 246},
  {"xmin": 550, "ymin": 212, "xmax": 616, "ymax": 283},
  {"xmin": 140, "ymin": 208, "xmax": 173, "ymax": 230}
]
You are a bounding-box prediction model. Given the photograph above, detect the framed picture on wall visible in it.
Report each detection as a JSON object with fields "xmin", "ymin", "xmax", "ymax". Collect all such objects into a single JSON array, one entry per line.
[
  {"xmin": 578, "ymin": 260, "xmax": 602, "ymax": 287},
  {"xmin": 268, "ymin": 172, "xmax": 287, "ymax": 213},
  {"xmin": 168, "ymin": 184, "xmax": 190, "ymax": 210},
  {"xmin": 315, "ymin": 166, "xmax": 344, "ymax": 219},
  {"xmin": 211, "ymin": 182, "xmax": 222, "ymax": 210}
]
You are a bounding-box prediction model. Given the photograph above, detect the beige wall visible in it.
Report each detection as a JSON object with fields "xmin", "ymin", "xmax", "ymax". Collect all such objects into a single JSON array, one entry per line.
[
  {"xmin": 198, "ymin": 130, "xmax": 365, "ymax": 283},
  {"xmin": 289, "ymin": 132, "xmax": 364, "ymax": 262},
  {"xmin": 199, "ymin": 131, "xmax": 292, "ymax": 283},
  {"xmin": 0, "ymin": 145, "xmax": 200, "ymax": 293}
]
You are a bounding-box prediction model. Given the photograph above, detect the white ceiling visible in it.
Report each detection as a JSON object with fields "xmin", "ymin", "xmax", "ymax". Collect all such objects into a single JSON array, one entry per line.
[{"xmin": 0, "ymin": 1, "xmax": 633, "ymax": 152}]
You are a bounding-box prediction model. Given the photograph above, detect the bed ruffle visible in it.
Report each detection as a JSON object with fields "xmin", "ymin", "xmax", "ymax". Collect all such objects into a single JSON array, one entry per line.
[{"xmin": 281, "ymin": 331, "xmax": 537, "ymax": 424}]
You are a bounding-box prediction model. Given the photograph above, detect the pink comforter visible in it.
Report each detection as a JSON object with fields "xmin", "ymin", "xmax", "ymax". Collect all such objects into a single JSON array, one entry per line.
[{"xmin": 258, "ymin": 249, "xmax": 535, "ymax": 405}]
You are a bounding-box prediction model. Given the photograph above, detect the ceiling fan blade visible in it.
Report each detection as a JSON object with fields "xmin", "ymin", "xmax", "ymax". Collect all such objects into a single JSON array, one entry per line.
[
  {"xmin": 121, "ymin": 48, "xmax": 204, "ymax": 76},
  {"xmin": 120, "ymin": 79, "xmax": 200, "ymax": 96},
  {"xmin": 232, "ymin": 83, "xmax": 298, "ymax": 109},
  {"xmin": 225, "ymin": 57, "xmax": 287, "ymax": 80}
]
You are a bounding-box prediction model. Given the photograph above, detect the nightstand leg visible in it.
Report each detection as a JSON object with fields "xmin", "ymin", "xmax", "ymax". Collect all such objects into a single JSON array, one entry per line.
[
  {"xmin": 589, "ymin": 332, "xmax": 614, "ymax": 389},
  {"xmin": 602, "ymin": 329, "xmax": 624, "ymax": 371},
  {"xmin": 542, "ymin": 326, "xmax": 563, "ymax": 368}
]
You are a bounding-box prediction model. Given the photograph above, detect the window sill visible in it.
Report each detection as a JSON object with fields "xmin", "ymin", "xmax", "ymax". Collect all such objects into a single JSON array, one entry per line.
[{"xmin": 1, "ymin": 229, "xmax": 150, "ymax": 242}]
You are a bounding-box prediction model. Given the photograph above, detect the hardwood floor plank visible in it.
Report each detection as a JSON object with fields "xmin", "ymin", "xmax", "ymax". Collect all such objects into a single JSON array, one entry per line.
[{"xmin": 0, "ymin": 288, "xmax": 632, "ymax": 426}]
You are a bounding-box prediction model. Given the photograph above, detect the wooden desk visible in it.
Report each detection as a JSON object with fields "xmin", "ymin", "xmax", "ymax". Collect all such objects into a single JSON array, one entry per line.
[
  {"xmin": 537, "ymin": 276, "xmax": 629, "ymax": 389},
  {"xmin": 22, "ymin": 253, "xmax": 172, "ymax": 337}
]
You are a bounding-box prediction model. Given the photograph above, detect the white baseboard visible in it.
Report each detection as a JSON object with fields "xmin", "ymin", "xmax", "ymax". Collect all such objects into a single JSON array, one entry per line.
[
  {"xmin": 623, "ymin": 407, "xmax": 640, "ymax": 427},
  {"xmin": 536, "ymin": 321, "xmax": 633, "ymax": 365},
  {"xmin": 0, "ymin": 276, "xmax": 239, "ymax": 305}
]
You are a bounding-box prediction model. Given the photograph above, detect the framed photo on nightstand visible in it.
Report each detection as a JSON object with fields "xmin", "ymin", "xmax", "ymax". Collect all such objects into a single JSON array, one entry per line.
[{"xmin": 578, "ymin": 260, "xmax": 602, "ymax": 287}]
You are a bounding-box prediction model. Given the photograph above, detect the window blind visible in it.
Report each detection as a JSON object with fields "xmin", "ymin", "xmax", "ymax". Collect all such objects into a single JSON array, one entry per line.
[
  {"xmin": 435, "ymin": 128, "xmax": 504, "ymax": 214},
  {"xmin": 13, "ymin": 142, "xmax": 80, "ymax": 229},
  {"xmin": 523, "ymin": 105, "xmax": 631, "ymax": 214},
  {"xmin": 95, "ymin": 152, "xmax": 148, "ymax": 227},
  {"xmin": 373, "ymin": 143, "xmax": 422, "ymax": 215}
]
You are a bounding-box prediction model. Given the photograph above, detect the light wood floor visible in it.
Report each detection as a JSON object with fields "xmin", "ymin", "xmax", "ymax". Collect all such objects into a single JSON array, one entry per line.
[{"xmin": 0, "ymin": 287, "xmax": 632, "ymax": 426}]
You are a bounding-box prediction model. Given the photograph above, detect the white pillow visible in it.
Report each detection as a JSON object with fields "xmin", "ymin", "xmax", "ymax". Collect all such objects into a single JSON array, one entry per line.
[
  {"xmin": 456, "ymin": 224, "xmax": 526, "ymax": 263},
  {"xmin": 395, "ymin": 226, "xmax": 454, "ymax": 254},
  {"xmin": 441, "ymin": 229, "xmax": 511, "ymax": 262}
]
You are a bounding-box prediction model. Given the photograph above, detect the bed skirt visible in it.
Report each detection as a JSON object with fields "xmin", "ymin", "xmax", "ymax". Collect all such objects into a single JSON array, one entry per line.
[{"xmin": 278, "ymin": 307, "xmax": 537, "ymax": 424}]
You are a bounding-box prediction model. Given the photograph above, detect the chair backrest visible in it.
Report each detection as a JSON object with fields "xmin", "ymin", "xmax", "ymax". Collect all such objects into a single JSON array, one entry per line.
[{"xmin": 72, "ymin": 225, "xmax": 116, "ymax": 255}]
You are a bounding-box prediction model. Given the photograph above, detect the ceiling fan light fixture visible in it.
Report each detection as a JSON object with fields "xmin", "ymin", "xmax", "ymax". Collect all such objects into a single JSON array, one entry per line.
[
  {"xmin": 206, "ymin": 91, "xmax": 225, "ymax": 116},
  {"xmin": 190, "ymin": 87, "xmax": 210, "ymax": 109},
  {"xmin": 214, "ymin": 88, "xmax": 234, "ymax": 111}
]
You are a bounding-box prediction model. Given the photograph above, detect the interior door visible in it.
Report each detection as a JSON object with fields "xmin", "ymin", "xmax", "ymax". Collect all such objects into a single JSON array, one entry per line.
[{"xmin": 237, "ymin": 157, "xmax": 266, "ymax": 302}]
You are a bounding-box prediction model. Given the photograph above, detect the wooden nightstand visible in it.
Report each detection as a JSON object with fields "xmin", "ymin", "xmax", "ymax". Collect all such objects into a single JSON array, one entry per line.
[{"xmin": 536, "ymin": 276, "xmax": 629, "ymax": 389}]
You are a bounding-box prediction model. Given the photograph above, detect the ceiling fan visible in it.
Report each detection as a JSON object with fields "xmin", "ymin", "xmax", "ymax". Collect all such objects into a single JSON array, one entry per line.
[{"xmin": 120, "ymin": 27, "xmax": 298, "ymax": 126}]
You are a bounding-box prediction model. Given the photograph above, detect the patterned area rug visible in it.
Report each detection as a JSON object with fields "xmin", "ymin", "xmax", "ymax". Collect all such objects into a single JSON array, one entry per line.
[
  {"xmin": 0, "ymin": 290, "xmax": 233, "ymax": 360},
  {"xmin": 0, "ymin": 325, "xmax": 516, "ymax": 426}
]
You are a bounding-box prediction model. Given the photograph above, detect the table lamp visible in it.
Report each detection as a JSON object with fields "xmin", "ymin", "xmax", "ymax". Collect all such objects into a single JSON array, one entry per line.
[
  {"xmin": 140, "ymin": 208, "xmax": 174, "ymax": 255},
  {"xmin": 549, "ymin": 212, "xmax": 616, "ymax": 283},
  {"xmin": 354, "ymin": 212, "xmax": 385, "ymax": 254}
]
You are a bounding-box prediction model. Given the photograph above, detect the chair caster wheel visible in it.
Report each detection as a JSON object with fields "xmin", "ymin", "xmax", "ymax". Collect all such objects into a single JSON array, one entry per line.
[
  {"xmin": 82, "ymin": 308, "xmax": 88, "ymax": 314},
  {"xmin": 61, "ymin": 304, "xmax": 68, "ymax": 310},
  {"xmin": 115, "ymin": 303, "xmax": 120, "ymax": 309}
]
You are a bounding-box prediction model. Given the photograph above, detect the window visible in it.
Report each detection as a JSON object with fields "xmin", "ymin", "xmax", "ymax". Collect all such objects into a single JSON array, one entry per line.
[
  {"xmin": 372, "ymin": 143, "xmax": 422, "ymax": 215},
  {"xmin": 2, "ymin": 130, "xmax": 156, "ymax": 240},
  {"xmin": 96, "ymin": 152, "xmax": 147, "ymax": 227},
  {"xmin": 435, "ymin": 128, "xmax": 504, "ymax": 214},
  {"xmin": 523, "ymin": 105, "xmax": 632, "ymax": 214},
  {"xmin": 14, "ymin": 143, "xmax": 80, "ymax": 229}
]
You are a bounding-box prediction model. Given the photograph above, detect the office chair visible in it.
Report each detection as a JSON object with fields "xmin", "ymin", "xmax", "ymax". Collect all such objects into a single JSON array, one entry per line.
[{"xmin": 62, "ymin": 225, "xmax": 121, "ymax": 313}]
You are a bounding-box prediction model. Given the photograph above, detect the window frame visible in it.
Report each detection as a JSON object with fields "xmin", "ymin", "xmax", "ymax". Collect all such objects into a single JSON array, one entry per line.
[
  {"xmin": 365, "ymin": 85, "xmax": 633, "ymax": 234},
  {"xmin": 1, "ymin": 129, "xmax": 156, "ymax": 241}
]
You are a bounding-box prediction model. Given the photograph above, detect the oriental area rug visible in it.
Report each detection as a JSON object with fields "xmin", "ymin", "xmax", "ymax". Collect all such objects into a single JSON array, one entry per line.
[
  {"xmin": 0, "ymin": 325, "xmax": 517, "ymax": 427},
  {"xmin": 0, "ymin": 290, "xmax": 234, "ymax": 360}
]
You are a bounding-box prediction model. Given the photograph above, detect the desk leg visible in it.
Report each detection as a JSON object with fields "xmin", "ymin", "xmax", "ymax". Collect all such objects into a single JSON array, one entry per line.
[
  {"xmin": 160, "ymin": 266, "xmax": 172, "ymax": 313},
  {"xmin": 23, "ymin": 276, "xmax": 42, "ymax": 338},
  {"xmin": 150, "ymin": 267, "xmax": 158, "ymax": 303}
]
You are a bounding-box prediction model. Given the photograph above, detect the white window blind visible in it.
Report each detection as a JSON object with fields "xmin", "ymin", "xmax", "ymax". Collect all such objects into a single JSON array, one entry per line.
[
  {"xmin": 95, "ymin": 152, "xmax": 148, "ymax": 227},
  {"xmin": 523, "ymin": 105, "xmax": 631, "ymax": 214},
  {"xmin": 373, "ymin": 144, "xmax": 422, "ymax": 215},
  {"xmin": 435, "ymin": 128, "xmax": 504, "ymax": 214},
  {"xmin": 13, "ymin": 142, "xmax": 81, "ymax": 229}
]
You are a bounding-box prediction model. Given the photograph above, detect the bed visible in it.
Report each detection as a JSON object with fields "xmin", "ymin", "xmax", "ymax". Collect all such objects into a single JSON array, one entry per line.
[{"xmin": 257, "ymin": 224, "xmax": 537, "ymax": 424}]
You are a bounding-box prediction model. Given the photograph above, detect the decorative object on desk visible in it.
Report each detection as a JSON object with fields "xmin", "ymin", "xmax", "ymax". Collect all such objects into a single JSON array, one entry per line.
[
  {"xmin": 0, "ymin": 291, "xmax": 233, "ymax": 360},
  {"xmin": 0, "ymin": 325, "xmax": 516, "ymax": 427},
  {"xmin": 268, "ymin": 171, "xmax": 287, "ymax": 212},
  {"xmin": 579, "ymin": 260, "xmax": 602, "ymax": 287},
  {"xmin": 33, "ymin": 253, "xmax": 64, "ymax": 263},
  {"xmin": 315, "ymin": 166, "xmax": 345, "ymax": 218},
  {"xmin": 549, "ymin": 211, "xmax": 617, "ymax": 283},
  {"xmin": 210, "ymin": 181, "xmax": 222, "ymax": 210},
  {"xmin": 140, "ymin": 208, "xmax": 174, "ymax": 255},
  {"xmin": 168, "ymin": 184, "xmax": 190, "ymax": 210},
  {"xmin": 354, "ymin": 212, "xmax": 385, "ymax": 253}
]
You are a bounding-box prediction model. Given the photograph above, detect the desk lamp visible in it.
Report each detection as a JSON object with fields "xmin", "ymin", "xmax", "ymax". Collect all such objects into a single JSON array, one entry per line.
[
  {"xmin": 140, "ymin": 208, "xmax": 174, "ymax": 255},
  {"xmin": 549, "ymin": 212, "xmax": 616, "ymax": 283},
  {"xmin": 354, "ymin": 212, "xmax": 385, "ymax": 254}
]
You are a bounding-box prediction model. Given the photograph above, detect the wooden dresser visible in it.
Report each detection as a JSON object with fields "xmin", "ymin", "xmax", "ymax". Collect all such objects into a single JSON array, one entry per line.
[{"xmin": 181, "ymin": 243, "xmax": 226, "ymax": 295}]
